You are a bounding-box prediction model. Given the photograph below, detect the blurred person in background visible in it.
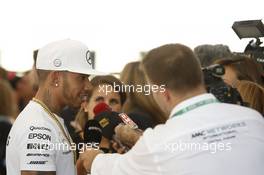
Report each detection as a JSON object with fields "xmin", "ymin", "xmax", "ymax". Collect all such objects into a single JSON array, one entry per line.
[
  {"xmin": 74, "ymin": 75, "xmax": 126, "ymax": 130},
  {"xmin": 0, "ymin": 80, "xmax": 19, "ymax": 121},
  {"xmin": 120, "ymin": 61, "xmax": 166, "ymax": 126},
  {"xmin": 0, "ymin": 67, "xmax": 8, "ymax": 80},
  {"xmin": 73, "ymin": 75, "xmax": 127, "ymax": 153},
  {"xmin": 0, "ymin": 80, "xmax": 18, "ymax": 175},
  {"xmin": 215, "ymin": 55, "xmax": 264, "ymax": 87},
  {"xmin": 15, "ymin": 71, "xmax": 37, "ymax": 111},
  {"xmin": 8, "ymin": 72, "xmax": 22, "ymax": 90},
  {"xmin": 11, "ymin": 50, "xmax": 39, "ymax": 112},
  {"xmin": 86, "ymin": 75, "xmax": 126, "ymax": 117},
  {"xmin": 236, "ymin": 80, "xmax": 264, "ymax": 115},
  {"xmin": 194, "ymin": 44, "xmax": 232, "ymax": 67}
]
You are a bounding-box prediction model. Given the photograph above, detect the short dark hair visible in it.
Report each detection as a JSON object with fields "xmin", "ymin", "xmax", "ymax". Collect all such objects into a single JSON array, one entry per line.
[
  {"xmin": 36, "ymin": 69, "xmax": 50, "ymax": 84},
  {"xmin": 142, "ymin": 44, "xmax": 204, "ymax": 93},
  {"xmin": 194, "ymin": 44, "xmax": 231, "ymax": 67},
  {"xmin": 33, "ymin": 50, "xmax": 38, "ymax": 64}
]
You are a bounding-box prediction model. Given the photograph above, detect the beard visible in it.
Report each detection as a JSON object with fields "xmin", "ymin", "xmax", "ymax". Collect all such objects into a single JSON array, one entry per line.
[{"xmin": 62, "ymin": 75, "xmax": 82, "ymax": 108}]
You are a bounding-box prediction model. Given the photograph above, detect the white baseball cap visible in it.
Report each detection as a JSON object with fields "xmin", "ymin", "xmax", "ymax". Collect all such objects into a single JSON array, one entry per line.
[{"xmin": 36, "ymin": 39, "xmax": 105, "ymax": 75}]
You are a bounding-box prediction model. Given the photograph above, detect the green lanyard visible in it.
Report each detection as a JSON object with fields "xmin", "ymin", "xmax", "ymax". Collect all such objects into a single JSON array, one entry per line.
[{"xmin": 171, "ymin": 98, "xmax": 219, "ymax": 118}]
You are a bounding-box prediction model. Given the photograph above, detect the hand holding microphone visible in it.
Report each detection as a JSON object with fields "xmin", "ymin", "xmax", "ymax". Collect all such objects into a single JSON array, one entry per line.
[
  {"xmin": 77, "ymin": 103, "xmax": 144, "ymax": 174},
  {"xmin": 114, "ymin": 123, "xmax": 143, "ymax": 148},
  {"xmin": 78, "ymin": 120, "xmax": 103, "ymax": 175},
  {"xmin": 91, "ymin": 102, "xmax": 144, "ymax": 151}
]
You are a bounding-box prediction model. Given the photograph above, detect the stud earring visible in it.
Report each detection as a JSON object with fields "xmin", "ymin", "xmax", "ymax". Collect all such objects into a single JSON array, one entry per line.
[{"xmin": 55, "ymin": 83, "xmax": 58, "ymax": 87}]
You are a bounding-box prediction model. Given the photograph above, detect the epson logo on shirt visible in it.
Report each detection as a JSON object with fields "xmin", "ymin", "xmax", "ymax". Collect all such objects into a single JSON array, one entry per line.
[
  {"xmin": 28, "ymin": 133, "xmax": 51, "ymax": 141},
  {"xmin": 27, "ymin": 143, "xmax": 50, "ymax": 150},
  {"xmin": 27, "ymin": 161, "xmax": 48, "ymax": 165}
]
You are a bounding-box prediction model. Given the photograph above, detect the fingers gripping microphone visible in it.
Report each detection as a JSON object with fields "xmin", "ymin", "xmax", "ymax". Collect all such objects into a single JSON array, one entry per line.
[
  {"xmin": 93, "ymin": 102, "xmax": 140, "ymax": 139},
  {"xmin": 118, "ymin": 113, "xmax": 138, "ymax": 129}
]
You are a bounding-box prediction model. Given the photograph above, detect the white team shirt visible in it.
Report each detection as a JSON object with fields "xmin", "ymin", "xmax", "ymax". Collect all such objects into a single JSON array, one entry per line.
[
  {"xmin": 91, "ymin": 93, "xmax": 264, "ymax": 175},
  {"xmin": 6, "ymin": 101, "xmax": 76, "ymax": 175}
]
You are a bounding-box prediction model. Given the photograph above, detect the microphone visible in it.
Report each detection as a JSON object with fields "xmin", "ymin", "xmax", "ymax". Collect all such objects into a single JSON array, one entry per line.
[
  {"xmin": 92, "ymin": 103, "xmax": 142, "ymax": 152},
  {"xmin": 93, "ymin": 102, "xmax": 112, "ymax": 116},
  {"xmin": 93, "ymin": 102, "xmax": 121, "ymax": 140},
  {"xmin": 83, "ymin": 120, "xmax": 102, "ymax": 148},
  {"xmin": 93, "ymin": 102, "xmax": 141, "ymax": 139},
  {"xmin": 118, "ymin": 113, "xmax": 138, "ymax": 129},
  {"xmin": 78, "ymin": 120, "xmax": 101, "ymax": 175}
]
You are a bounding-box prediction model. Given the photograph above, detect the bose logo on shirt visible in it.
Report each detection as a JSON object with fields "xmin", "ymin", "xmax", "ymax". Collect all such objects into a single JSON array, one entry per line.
[
  {"xmin": 27, "ymin": 161, "xmax": 48, "ymax": 165},
  {"xmin": 28, "ymin": 133, "xmax": 51, "ymax": 141}
]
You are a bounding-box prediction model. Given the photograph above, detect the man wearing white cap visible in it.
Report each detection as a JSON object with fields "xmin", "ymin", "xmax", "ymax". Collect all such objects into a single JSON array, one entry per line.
[{"xmin": 6, "ymin": 39, "xmax": 102, "ymax": 175}]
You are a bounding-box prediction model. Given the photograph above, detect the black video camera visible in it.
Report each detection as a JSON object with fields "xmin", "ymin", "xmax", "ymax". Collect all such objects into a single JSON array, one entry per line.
[
  {"xmin": 232, "ymin": 20, "xmax": 264, "ymax": 69},
  {"xmin": 244, "ymin": 38, "xmax": 264, "ymax": 67},
  {"xmin": 202, "ymin": 64, "xmax": 244, "ymax": 105}
]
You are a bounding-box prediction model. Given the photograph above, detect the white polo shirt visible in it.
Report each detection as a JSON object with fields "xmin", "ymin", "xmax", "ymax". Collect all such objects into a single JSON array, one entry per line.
[
  {"xmin": 91, "ymin": 93, "xmax": 264, "ymax": 175},
  {"xmin": 6, "ymin": 101, "xmax": 76, "ymax": 175}
]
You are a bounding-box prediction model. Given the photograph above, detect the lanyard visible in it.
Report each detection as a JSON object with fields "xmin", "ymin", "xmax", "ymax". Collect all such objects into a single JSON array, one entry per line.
[{"xmin": 171, "ymin": 98, "xmax": 219, "ymax": 118}]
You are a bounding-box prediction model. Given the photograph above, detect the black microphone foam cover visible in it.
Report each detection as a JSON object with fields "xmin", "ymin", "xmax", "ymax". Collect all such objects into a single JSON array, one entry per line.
[
  {"xmin": 83, "ymin": 120, "xmax": 102, "ymax": 144},
  {"xmin": 94, "ymin": 111, "xmax": 122, "ymax": 140}
]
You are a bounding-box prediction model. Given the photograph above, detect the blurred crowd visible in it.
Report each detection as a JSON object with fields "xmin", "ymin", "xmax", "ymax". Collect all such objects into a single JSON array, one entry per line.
[{"xmin": 0, "ymin": 43, "xmax": 264, "ymax": 174}]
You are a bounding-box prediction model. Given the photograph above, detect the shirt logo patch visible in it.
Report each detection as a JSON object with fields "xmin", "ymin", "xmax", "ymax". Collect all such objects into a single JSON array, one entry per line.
[
  {"xmin": 28, "ymin": 133, "xmax": 51, "ymax": 141},
  {"xmin": 27, "ymin": 161, "xmax": 48, "ymax": 165},
  {"xmin": 29, "ymin": 126, "xmax": 51, "ymax": 132}
]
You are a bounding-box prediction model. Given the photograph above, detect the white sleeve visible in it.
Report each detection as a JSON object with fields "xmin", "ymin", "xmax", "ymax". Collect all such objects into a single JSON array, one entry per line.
[
  {"xmin": 91, "ymin": 134, "xmax": 160, "ymax": 175},
  {"xmin": 19, "ymin": 124, "xmax": 57, "ymax": 171}
]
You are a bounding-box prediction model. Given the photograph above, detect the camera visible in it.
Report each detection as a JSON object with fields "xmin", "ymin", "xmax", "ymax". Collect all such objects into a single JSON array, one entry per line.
[
  {"xmin": 202, "ymin": 64, "xmax": 244, "ymax": 105},
  {"xmin": 232, "ymin": 20, "xmax": 264, "ymax": 69},
  {"xmin": 244, "ymin": 38, "xmax": 264, "ymax": 67}
]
